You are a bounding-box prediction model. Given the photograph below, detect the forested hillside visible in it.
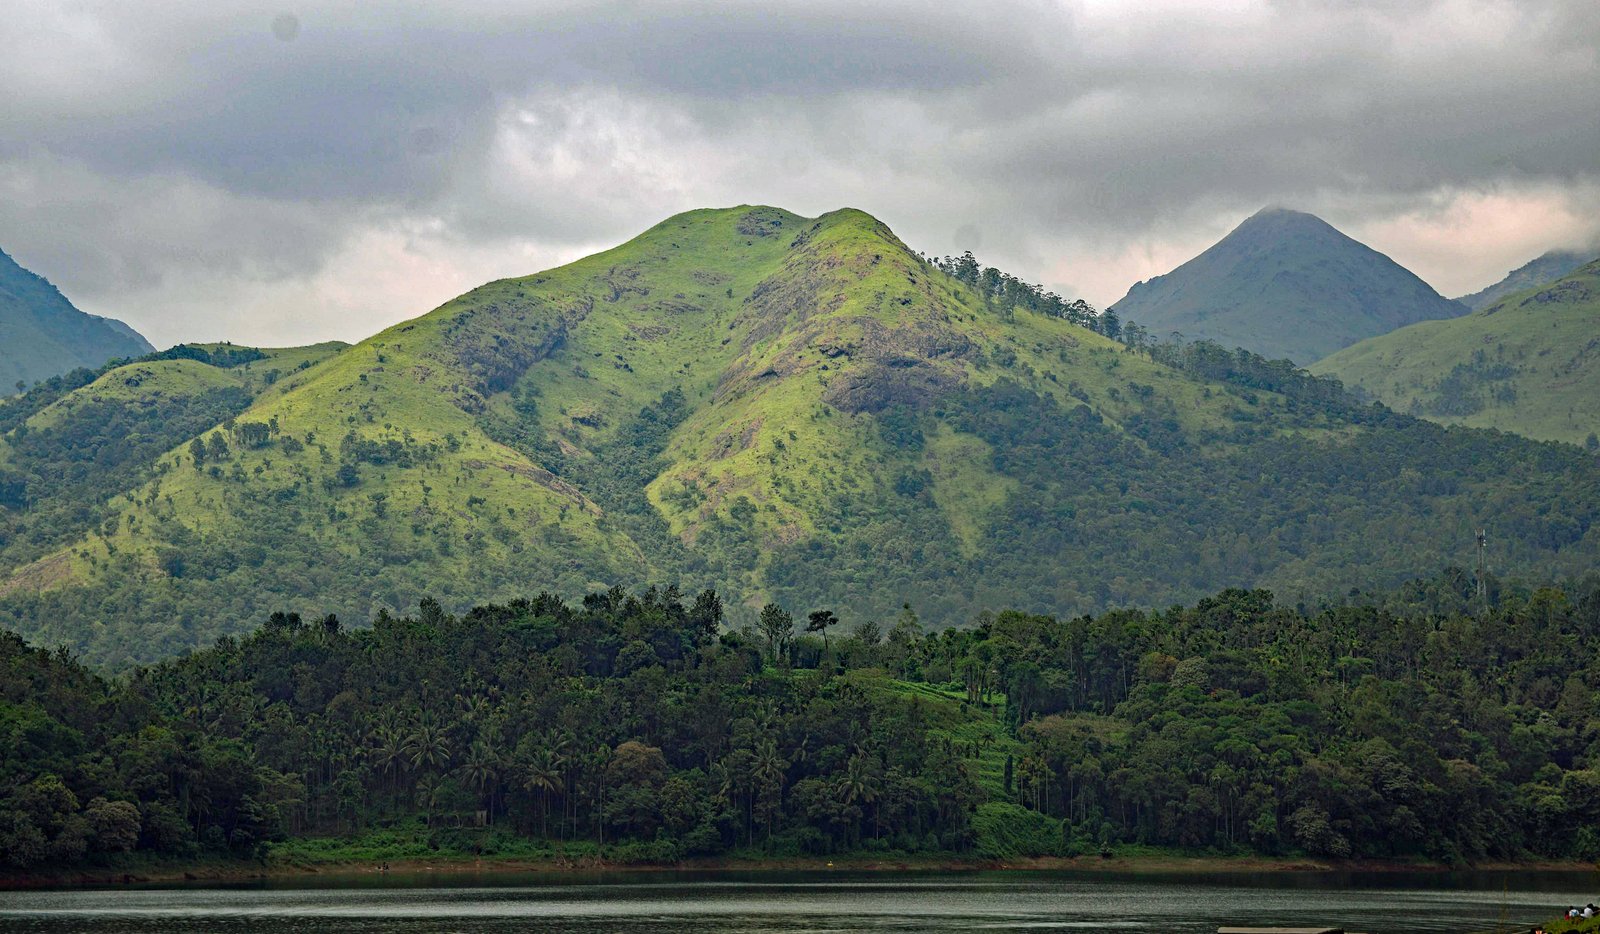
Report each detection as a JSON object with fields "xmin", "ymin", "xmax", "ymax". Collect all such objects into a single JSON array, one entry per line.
[
  {"xmin": 0, "ymin": 247, "xmax": 153, "ymax": 393},
  {"xmin": 1314, "ymin": 258, "xmax": 1600, "ymax": 445},
  {"xmin": 3, "ymin": 207, "xmax": 1600, "ymax": 666},
  {"xmin": 4, "ymin": 573, "xmax": 1599, "ymax": 874}
]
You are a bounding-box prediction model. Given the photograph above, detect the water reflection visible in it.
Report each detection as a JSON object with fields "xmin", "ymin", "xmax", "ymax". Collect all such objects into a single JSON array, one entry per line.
[{"xmin": 1, "ymin": 870, "xmax": 1595, "ymax": 933}]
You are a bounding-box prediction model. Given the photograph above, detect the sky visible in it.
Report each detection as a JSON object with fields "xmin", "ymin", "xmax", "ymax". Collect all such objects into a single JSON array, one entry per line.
[{"xmin": 2, "ymin": 0, "xmax": 1598, "ymax": 348}]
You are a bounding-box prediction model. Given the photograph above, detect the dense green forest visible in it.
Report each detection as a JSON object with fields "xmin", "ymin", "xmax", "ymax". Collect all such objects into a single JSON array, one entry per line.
[{"xmin": 5, "ymin": 570, "xmax": 1600, "ymax": 874}]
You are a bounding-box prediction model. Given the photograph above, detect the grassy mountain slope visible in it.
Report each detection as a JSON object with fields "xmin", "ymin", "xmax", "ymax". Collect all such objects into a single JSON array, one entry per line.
[
  {"xmin": 0, "ymin": 247, "xmax": 154, "ymax": 392},
  {"xmin": 0, "ymin": 342, "xmax": 346, "ymax": 574},
  {"xmin": 1313, "ymin": 258, "xmax": 1600, "ymax": 445},
  {"xmin": 18, "ymin": 342, "xmax": 345, "ymax": 432},
  {"xmin": 1455, "ymin": 249, "xmax": 1593, "ymax": 311},
  {"xmin": 4, "ymin": 206, "xmax": 1600, "ymax": 665},
  {"xmin": 1108, "ymin": 208, "xmax": 1466, "ymax": 363}
]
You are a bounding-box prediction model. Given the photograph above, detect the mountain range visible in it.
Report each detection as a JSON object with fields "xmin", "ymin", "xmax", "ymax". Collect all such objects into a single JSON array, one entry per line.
[
  {"xmin": 0, "ymin": 247, "xmax": 153, "ymax": 392},
  {"xmin": 1107, "ymin": 208, "xmax": 1466, "ymax": 364},
  {"xmin": 1454, "ymin": 249, "xmax": 1595, "ymax": 311},
  {"xmin": 2, "ymin": 206, "xmax": 1598, "ymax": 665},
  {"xmin": 1315, "ymin": 256, "xmax": 1600, "ymax": 446}
]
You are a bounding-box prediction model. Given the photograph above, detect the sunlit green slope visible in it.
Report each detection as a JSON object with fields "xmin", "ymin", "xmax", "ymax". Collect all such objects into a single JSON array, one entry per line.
[
  {"xmin": 4, "ymin": 207, "xmax": 1599, "ymax": 665},
  {"xmin": 19, "ymin": 342, "xmax": 346, "ymax": 432},
  {"xmin": 0, "ymin": 342, "xmax": 348, "ymax": 575},
  {"xmin": 1314, "ymin": 258, "xmax": 1600, "ymax": 445}
]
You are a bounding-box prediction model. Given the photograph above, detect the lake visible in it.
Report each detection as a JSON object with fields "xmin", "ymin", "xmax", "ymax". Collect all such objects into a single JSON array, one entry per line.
[{"xmin": 1, "ymin": 869, "xmax": 1595, "ymax": 933}]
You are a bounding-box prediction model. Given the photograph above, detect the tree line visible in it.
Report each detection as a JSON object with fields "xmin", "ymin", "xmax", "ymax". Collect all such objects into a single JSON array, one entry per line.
[
  {"xmin": 925, "ymin": 250, "xmax": 1114, "ymax": 335},
  {"xmin": 923, "ymin": 249, "xmax": 1365, "ymax": 413},
  {"xmin": 4, "ymin": 570, "xmax": 1600, "ymax": 873}
]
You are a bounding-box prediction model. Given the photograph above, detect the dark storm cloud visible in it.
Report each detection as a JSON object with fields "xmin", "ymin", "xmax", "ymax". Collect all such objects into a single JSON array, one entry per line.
[
  {"xmin": 953, "ymin": 2, "xmax": 1600, "ymax": 225},
  {"xmin": 1, "ymin": 0, "xmax": 1596, "ymax": 345},
  {"xmin": 7, "ymin": 2, "xmax": 1017, "ymax": 201}
]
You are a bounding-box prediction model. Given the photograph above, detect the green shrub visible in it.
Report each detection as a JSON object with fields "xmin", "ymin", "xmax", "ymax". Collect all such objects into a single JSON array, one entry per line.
[{"xmin": 971, "ymin": 802, "xmax": 1060, "ymax": 858}]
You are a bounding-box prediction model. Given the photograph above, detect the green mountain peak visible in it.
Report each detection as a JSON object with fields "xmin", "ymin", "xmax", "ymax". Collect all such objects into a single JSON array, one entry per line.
[
  {"xmin": 1455, "ymin": 248, "xmax": 1597, "ymax": 311},
  {"xmin": 5, "ymin": 206, "xmax": 1600, "ymax": 665}
]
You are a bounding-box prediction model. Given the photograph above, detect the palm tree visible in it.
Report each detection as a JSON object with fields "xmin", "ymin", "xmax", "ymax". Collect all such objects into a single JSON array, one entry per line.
[
  {"xmin": 367, "ymin": 725, "xmax": 407, "ymax": 805},
  {"xmin": 405, "ymin": 715, "xmax": 452, "ymax": 775},
  {"xmin": 722, "ymin": 747, "xmax": 758, "ymax": 845},
  {"xmin": 1018, "ymin": 754, "xmax": 1048, "ymax": 812},
  {"xmin": 710, "ymin": 759, "xmax": 737, "ymax": 814},
  {"xmin": 836, "ymin": 749, "xmax": 883, "ymax": 843},
  {"xmin": 545, "ymin": 730, "xmax": 575, "ymax": 839},
  {"xmin": 753, "ymin": 741, "xmax": 785, "ymax": 791},
  {"xmin": 521, "ymin": 747, "xmax": 562, "ymax": 838},
  {"xmin": 590, "ymin": 744, "xmax": 612, "ymax": 847},
  {"xmin": 415, "ymin": 774, "xmax": 446, "ymax": 828},
  {"xmin": 752, "ymin": 740, "xmax": 787, "ymax": 843},
  {"xmin": 458, "ymin": 738, "xmax": 502, "ymax": 825},
  {"xmin": 454, "ymin": 688, "xmax": 493, "ymax": 727}
]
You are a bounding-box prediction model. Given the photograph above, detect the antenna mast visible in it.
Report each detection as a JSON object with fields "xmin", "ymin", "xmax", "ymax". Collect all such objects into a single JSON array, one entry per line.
[{"xmin": 1474, "ymin": 528, "xmax": 1488, "ymax": 602}]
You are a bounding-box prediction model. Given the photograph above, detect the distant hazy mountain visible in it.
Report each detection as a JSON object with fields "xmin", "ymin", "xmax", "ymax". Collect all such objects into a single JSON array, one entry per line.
[
  {"xmin": 1315, "ymin": 256, "xmax": 1600, "ymax": 446},
  {"xmin": 1455, "ymin": 249, "xmax": 1594, "ymax": 311},
  {"xmin": 1108, "ymin": 208, "xmax": 1465, "ymax": 364},
  {"xmin": 0, "ymin": 247, "xmax": 153, "ymax": 393}
]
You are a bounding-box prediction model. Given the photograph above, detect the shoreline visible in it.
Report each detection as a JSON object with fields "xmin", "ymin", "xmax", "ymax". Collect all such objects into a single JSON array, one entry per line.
[{"xmin": 4, "ymin": 853, "xmax": 1594, "ymax": 890}]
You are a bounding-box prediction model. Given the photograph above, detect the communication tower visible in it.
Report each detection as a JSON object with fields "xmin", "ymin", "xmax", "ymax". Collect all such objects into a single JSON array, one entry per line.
[{"xmin": 1474, "ymin": 528, "xmax": 1488, "ymax": 601}]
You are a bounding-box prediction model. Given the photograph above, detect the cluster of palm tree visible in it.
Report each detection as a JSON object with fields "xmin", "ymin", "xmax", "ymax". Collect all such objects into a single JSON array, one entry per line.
[
  {"xmin": 1014, "ymin": 752, "xmax": 1051, "ymax": 813},
  {"xmin": 364, "ymin": 711, "xmax": 454, "ymax": 825},
  {"xmin": 704, "ymin": 738, "xmax": 890, "ymax": 850},
  {"xmin": 363, "ymin": 711, "xmax": 572, "ymax": 832},
  {"xmin": 836, "ymin": 748, "xmax": 883, "ymax": 840},
  {"xmin": 519, "ymin": 741, "xmax": 565, "ymax": 838}
]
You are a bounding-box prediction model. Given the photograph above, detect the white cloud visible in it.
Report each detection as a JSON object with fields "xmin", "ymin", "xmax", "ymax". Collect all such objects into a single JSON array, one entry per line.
[{"xmin": 1350, "ymin": 180, "xmax": 1600, "ymax": 296}]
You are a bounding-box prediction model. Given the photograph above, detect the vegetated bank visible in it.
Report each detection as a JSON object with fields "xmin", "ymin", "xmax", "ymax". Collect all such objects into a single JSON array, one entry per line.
[
  {"xmin": 3, "ymin": 569, "xmax": 1600, "ymax": 885},
  {"xmin": 1544, "ymin": 913, "xmax": 1600, "ymax": 934}
]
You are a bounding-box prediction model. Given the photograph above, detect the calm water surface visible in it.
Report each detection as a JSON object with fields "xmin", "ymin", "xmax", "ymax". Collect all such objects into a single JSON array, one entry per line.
[{"xmin": 1, "ymin": 870, "xmax": 1595, "ymax": 933}]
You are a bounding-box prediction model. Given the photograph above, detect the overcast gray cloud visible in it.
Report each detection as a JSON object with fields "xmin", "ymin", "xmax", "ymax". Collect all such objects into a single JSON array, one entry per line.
[{"xmin": 1, "ymin": 0, "xmax": 1597, "ymax": 347}]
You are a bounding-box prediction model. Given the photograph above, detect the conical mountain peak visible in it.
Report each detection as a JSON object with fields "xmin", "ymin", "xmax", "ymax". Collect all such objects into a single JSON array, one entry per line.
[
  {"xmin": 1109, "ymin": 207, "xmax": 1463, "ymax": 362},
  {"xmin": 1243, "ymin": 204, "xmax": 1319, "ymax": 222}
]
